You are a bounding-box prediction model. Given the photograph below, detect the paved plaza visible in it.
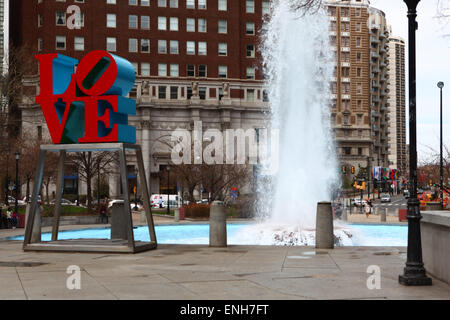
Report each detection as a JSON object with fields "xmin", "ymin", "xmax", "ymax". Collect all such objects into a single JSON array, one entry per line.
[{"xmin": 0, "ymin": 219, "xmax": 449, "ymax": 300}]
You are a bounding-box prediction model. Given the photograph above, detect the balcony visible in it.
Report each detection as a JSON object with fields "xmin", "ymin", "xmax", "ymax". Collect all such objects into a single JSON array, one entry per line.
[
  {"xmin": 341, "ymin": 47, "xmax": 350, "ymax": 52},
  {"xmin": 341, "ymin": 17, "xmax": 350, "ymax": 22},
  {"xmin": 330, "ymin": 16, "xmax": 337, "ymax": 21},
  {"xmin": 341, "ymin": 94, "xmax": 351, "ymax": 99},
  {"xmin": 341, "ymin": 32, "xmax": 350, "ymax": 37},
  {"xmin": 371, "ymin": 51, "xmax": 379, "ymax": 59},
  {"xmin": 370, "ymin": 36, "xmax": 380, "ymax": 44},
  {"xmin": 373, "ymin": 125, "xmax": 380, "ymax": 132},
  {"xmin": 341, "ymin": 62, "xmax": 350, "ymax": 67},
  {"xmin": 341, "ymin": 77, "xmax": 350, "ymax": 83}
]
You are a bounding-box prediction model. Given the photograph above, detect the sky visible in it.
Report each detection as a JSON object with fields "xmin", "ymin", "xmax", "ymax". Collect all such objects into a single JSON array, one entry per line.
[{"xmin": 370, "ymin": 0, "xmax": 450, "ymax": 163}]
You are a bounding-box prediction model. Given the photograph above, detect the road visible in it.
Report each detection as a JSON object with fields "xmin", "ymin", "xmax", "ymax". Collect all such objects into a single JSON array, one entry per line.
[{"xmin": 346, "ymin": 194, "xmax": 407, "ymax": 214}]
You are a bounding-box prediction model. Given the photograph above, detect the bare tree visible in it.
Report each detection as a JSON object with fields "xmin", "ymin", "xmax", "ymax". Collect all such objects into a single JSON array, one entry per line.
[
  {"xmin": 436, "ymin": 0, "xmax": 450, "ymax": 38},
  {"xmin": 67, "ymin": 151, "xmax": 117, "ymax": 213}
]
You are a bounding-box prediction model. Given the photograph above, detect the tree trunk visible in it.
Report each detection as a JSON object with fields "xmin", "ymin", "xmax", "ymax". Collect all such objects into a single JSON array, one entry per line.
[{"xmin": 87, "ymin": 171, "xmax": 92, "ymax": 214}]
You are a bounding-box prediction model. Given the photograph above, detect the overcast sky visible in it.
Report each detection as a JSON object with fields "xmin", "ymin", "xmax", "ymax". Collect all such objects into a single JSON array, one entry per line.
[{"xmin": 370, "ymin": 0, "xmax": 450, "ymax": 163}]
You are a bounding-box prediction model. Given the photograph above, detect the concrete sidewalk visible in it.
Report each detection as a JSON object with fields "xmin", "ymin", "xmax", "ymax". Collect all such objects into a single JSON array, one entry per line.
[{"xmin": 0, "ymin": 240, "xmax": 448, "ymax": 300}]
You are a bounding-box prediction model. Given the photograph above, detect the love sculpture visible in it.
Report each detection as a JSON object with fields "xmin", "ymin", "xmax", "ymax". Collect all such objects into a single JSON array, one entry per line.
[
  {"xmin": 23, "ymin": 51, "xmax": 157, "ymax": 253},
  {"xmin": 35, "ymin": 50, "xmax": 136, "ymax": 144}
]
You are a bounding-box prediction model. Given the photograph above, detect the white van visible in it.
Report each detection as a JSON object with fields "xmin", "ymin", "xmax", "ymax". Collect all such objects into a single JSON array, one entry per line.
[{"xmin": 150, "ymin": 194, "xmax": 179, "ymax": 208}]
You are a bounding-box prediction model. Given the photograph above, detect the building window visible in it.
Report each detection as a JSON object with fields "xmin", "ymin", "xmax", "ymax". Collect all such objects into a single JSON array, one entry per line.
[
  {"xmin": 246, "ymin": 0, "xmax": 254, "ymax": 13},
  {"xmin": 357, "ymin": 115, "xmax": 362, "ymax": 125},
  {"xmin": 187, "ymin": 87, "xmax": 193, "ymax": 99},
  {"xmin": 38, "ymin": 38, "xmax": 43, "ymax": 51},
  {"xmin": 170, "ymin": 64, "xmax": 179, "ymax": 77},
  {"xmin": 186, "ymin": 0, "xmax": 195, "ymax": 9},
  {"xmin": 158, "ymin": 40, "xmax": 167, "ymax": 54},
  {"xmin": 198, "ymin": 64, "xmax": 207, "ymax": 77},
  {"xmin": 129, "ymin": 15, "xmax": 138, "ymax": 29},
  {"xmin": 158, "ymin": 17, "xmax": 167, "ymax": 30},
  {"xmin": 170, "ymin": 40, "xmax": 179, "ymax": 54},
  {"xmin": 198, "ymin": 0, "xmax": 206, "ymax": 9},
  {"xmin": 199, "ymin": 87, "xmax": 206, "ymax": 100},
  {"xmin": 106, "ymin": 37, "xmax": 116, "ymax": 51},
  {"xmin": 187, "ymin": 18, "xmax": 195, "ymax": 32},
  {"xmin": 341, "ymin": 7, "xmax": 349, "ymax": 17},
  {"xmin": 198, "ymin": 42, "xmax": 207, "ymax": 55},
  {"xmin": 356, "ymin": 23, "xmax": 361, "ymax": 32},
  {"xmin": 37, "ymin": 126, "xmax": 42, "ymax": 141},
  {"xmin": 218, "ymin": 43, "xmax": 227, "ymax": 56},
  {"xmin": 158, "ymin": 64, "xmax": 167, "ymax": 77},
  {"xmin": 170, "ymin": 17, "xmax": 179, "ymax": 31},
  {"xmin": 186, "ymin": 41, "xmax": 195, "ymax": 55},
  {"xmin": 107, "ymin": 14, "xmax": 116, "ymax": 28},
  {"xmin": 218, "ymin": 0, "xmax": 227, "ymax": 11},
  {"xmin": 356, "ymin": 8, "xmax": 361, "ymax": 17},
  {"xmin": 246, "ymin": 67, "xmax": 255, "ymax": 79},
  {"xmin": 357, "ymin": 68, "xmax": 361, "ymax": 77},
  {"xmin": 357, "ymin": 83, "xmax": 362, "ymax": 94},
  {"xmin": 141, "ymin": 16, "xmax": 150, "ymax": 29},
  {"xmin": 357, "ymin": 100, "xmax": 362, "ymax": 110},
  {"xmin": 356, "ymin": 52, "xmax": 361, "ymax": 61},
  {"xmin": 141, "ymin": 0, "xmax": 150, "ymax": 6},
  {"xmin": 263, "ymin": 90, "xmax": 269, "ymax": 102},
  {"xmin": 129, "ymin": 0, "xmax": 137, "ymax": 5},
  {"xmin": 170, "ymin": 86, "xmax": 178, "ymax": 99},
  {"xmin": 218, "ymin": 65, "xmax": 227, "ymax": 78},
  {"xmin": 74, "ymin": 37, "xmax": 84, "ymax": 51},
  {"xmin": 246, "ymin": 44, "xmax": 255, "ymax": 58},
  {"xmin": 141, "ymin": 39, "xmax": 150, "ymax": 52},
  {"xmin": 246, "ymin": 22, "xmax": 255, "ymax": 35},
  {"xmin": 198, "ymin": 18, "xmax": 207, "ymax": 32},
  {"xmin": 218, "ymin": 20, "xmax": 227, "ymax": 33},
  {"xmin": 341, "ymin": 67, "xmax": 350, "ymax": 77},
  {"xmin": 356, "ymin": 37, "xmax": 361, "ymax": 47},
  {"xmin": 187, "ymin": 64, "xmax": 195, "ymax": 77},
  {"xmin": 38, "ymin": 14, "xmax": 43, "ymax": 27},
  {"xmin": 56, "ymin": 11, "xmax": 66, "ymax": 26},
  {"xmin": 341, "ymin": 22, "xmax": 349, "ymax": 32},
  {"xmin": 107, "ymin": 0, "xmax": 116, "ymax": 3},
  {"xmin": 129, "ymin": 39, "xmax": 138, "ymax": 52},
  {"xmin": 341, "ymin": 37, "xmax": 350, "ymax": 47},
  {"xmin": 158, "ymin": 0, "xmax": 166, "ymax": 7},
  {"xmin": 170, "ymin": 0, "xmax": 178, "ymax": 8},
  {"xmin": 262, "ymin": 0, "xmax": 270, "ymax": 15},
  {"xmin": 247, "ymin": 89, "xmax": 255, "ymax": 102},
  {"xmin": 141, "ymin": 62, "xmax": 150, "ymax": 76},
  {"xmin": 158, "ymin": 86, "xmax": 167, "ymax": 99},
  {"xmin": 56, "ymin": 36, "xmax": 66, "ymax": 50}
]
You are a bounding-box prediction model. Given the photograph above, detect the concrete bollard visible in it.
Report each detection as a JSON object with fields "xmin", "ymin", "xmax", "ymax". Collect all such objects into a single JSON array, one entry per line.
[
  {"xmin": 315, "ymin": 202, "xmax": 334, "ymax": 249},
  {"xmin": 209, "ymin": 201, "xmax": 227, "ymax": 247},
  {"xmin": 111, "ymin": 203, "xmax": 128, "ymax": 240},
  {"xmin": 342, "ymin": 209, "xmax": 347, "ymax": 221},
  {"xmin": 375, "ymin": 207, "xmax": 379, "ymax": 215},
  {"xmin": 380, "ymin": 208, "xmax": 387, "ymax": 222},
  {"xmin": 174, "ymin": 208, "xmax": 180, "ymax": 222}
]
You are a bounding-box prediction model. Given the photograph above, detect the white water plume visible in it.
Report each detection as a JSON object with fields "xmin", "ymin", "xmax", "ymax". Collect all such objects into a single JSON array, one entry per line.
[{"xmin": 248, "ymin": 0, "xmax": 346, "ymax": 245}]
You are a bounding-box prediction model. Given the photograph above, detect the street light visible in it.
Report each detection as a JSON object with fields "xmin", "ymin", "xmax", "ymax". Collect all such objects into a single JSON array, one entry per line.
[
  {"xmin": 437, "ymin": 81, "xmax": 444, "ymax": 209},
  {"xmin": 166, "ymin": 165, "xmax": 170, "ymax": 216},
  {"xmin": 14, "ymin": 151, "xmax": 20, "ymax": 218},
  {"xmin": 399, "ymin": 0, "xmax": 432, "ymax": 286}
]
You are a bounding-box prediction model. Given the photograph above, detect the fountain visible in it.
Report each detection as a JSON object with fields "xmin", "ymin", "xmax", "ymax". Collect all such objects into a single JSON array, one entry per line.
[{"xmin": 239, "ymin": 0, "xmax": 354, "ymax": 246}]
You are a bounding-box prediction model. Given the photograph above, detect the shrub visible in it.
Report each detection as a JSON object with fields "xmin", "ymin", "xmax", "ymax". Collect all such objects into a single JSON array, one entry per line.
[{"xmin": 184, "ymin": 204, "xmax": 210, "ymax": 219}]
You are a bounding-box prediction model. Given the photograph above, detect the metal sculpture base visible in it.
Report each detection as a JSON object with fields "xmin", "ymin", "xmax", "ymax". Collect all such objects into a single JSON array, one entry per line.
[{"xmin": 23, "ymin": 143, "xmax": 157, "ymax": 254}]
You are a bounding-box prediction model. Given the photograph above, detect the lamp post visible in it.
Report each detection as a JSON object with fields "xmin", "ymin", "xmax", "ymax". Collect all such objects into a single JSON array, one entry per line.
[
  {"xmin": 14, "ymin": 151, "xmax": 20, "ymax": 216},
  {"xmin": 5, "ymin": 148, "xmax": 9, "ymax": 206},
  {"xmin": 166, "ymin": 165, "xmax": 170, "ymax": 215},
  {"xmin": 367, "ymin": 156, "xmax": 372, "ymax": 200},
  {"xmin": 399, "ymin": 0, "xmax": 432, "ymax": 286},
  {"xmin": 437, "ymin": 81, "xmax": 444, "ymax": 209}
]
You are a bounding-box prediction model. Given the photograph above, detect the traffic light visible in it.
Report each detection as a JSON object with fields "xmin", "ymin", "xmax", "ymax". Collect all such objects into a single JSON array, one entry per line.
[
  {"xmin": 351, "ymin": 166, "xmax": 355, "ymax": 174},
  {"xmin": 342, "ymin": 166, "xmax": 347, "ymax": 174},
  {"xmin": 429, "ymin": 180, "xmax": 433, "ymax": 186}
]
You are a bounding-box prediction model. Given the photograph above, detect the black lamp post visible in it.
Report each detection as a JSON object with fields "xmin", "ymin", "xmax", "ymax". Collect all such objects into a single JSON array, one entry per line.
[
  {"xmin": 166, "ymin": 165, "xmax": 170, "ymax": 215},
  {"xmin": 399, "ymin": 0, "xmax": 432, "ymax": 286},
  {"xmin": 14, "ymin": 151, "xmax": 20, "ymax": 216},
  {"xmin": 5, "ymin": 148, "xmax": 9, "ymax": 206},
  {"xmin": 437, "ymin": 81, "xmax": 444, "ymax": 209}
]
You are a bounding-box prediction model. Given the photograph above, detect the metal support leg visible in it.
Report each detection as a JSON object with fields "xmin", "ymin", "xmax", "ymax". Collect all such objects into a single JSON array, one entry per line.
[
  {"xmin": 23, "ymin": 149, "xmax": 46, "ymax": 246},
  {"xmin": 136, "ymin": 146, "xmax": 157, "ymax": 245},
  {"xmin": 52, "ymin": 151, "xmax": 66, "ymax": 241},
  {"xmin": 118, "ymin": 146, "xmax": 135, "ymax": 250}
]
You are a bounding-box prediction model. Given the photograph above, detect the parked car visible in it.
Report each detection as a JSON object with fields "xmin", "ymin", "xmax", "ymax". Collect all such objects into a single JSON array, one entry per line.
[
  {"xmin": 21, "ymin": 195, "xmax": 42, "ymax": 203},
  {"xmin": 353, "ymin": 198, "xmax": 366, "ymax": 207},
  {"xmin": 6, "ymin": 196, "xmax": 26, "ymax": 206},
  {"xmin": 50, "ymin": 198, "xmax": 75, "ymax": 206},
  {"xmin": 107, "ymin": 199, "xmax": 124, "ymax": 208},
  {"xmin": 403, "ymin": 189, "xmax": 410, "ymax": 198},
  {"xmin": 381, "ymin": 194, "xmax": 391, "ymax": 203}
]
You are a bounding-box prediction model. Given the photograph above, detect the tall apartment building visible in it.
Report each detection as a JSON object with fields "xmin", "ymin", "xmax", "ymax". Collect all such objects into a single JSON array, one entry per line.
[
  {"xmin": 387, "ymin": 35, "xmax": 406, "ymax": 176},
  {"xmin": 326, "ymin": 0, "xmax": 391, "ymax": 182},
  {"xmin": 0, "ymin": 0, "xmax": 5, "ymax": 74},
  {"xmin": 11, "ymin": 0, "xmax": 271, "ymax": 197}
]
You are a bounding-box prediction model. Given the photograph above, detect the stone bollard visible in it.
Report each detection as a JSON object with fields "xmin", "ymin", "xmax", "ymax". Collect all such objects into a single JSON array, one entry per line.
[
  {"xmin": 375, "ymin": 207, "xmax": 379, "ymax": 215},
  {"xmin": 209, "ymin": 201, "xmax": 227, "ymax": 247},
  {"xmin": 111, "ymin": 203, "xmax": 128, "ymax": 240},
  {"xmin": 380, "ymin": 208, "xmax": 387, "ymax": 222},
  {"xmin": 174, "ymin": 208, "xmax": 180, "ymax": 222},
  {"xmin": 315, "ymin": 202, "xmax": 334, "ymax": 249},
  {"xmin": 342, "ymin": 209, "xmax": 347, "ymax": 221}
]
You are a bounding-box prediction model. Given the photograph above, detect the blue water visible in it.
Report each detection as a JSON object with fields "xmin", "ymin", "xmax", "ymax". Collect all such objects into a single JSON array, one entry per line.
[{"xmin": 4, "ymin": 223, "xmax": 408, "ymax": 246}]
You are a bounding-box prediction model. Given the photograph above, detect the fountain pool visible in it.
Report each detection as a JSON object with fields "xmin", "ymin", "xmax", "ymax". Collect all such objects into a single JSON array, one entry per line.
[{"xmin": 5, "ymin": 223, "xmax": 407, "ymax": 247}]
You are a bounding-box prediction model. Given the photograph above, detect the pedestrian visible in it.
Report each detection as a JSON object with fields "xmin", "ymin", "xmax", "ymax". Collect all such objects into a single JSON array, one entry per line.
[
  {"xmin": 6, "ymin": 207, "xmax": 13, "ymax": 228},
  {"xmin": 99, "ymin": 198, "xmax": 108, "ymax": 223},
  {"xmin": 158, "ymin": 196, "xmax": 163, "ymax": 209},
  {"xmin": 11, "ymin": 211, "xmax": 18, "ymax": 229},
  {"xmin": 364, "ymin": 202, "xmax": 371, "ymax": 218}
]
